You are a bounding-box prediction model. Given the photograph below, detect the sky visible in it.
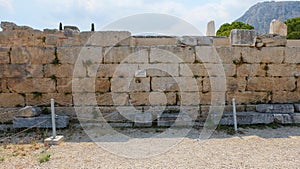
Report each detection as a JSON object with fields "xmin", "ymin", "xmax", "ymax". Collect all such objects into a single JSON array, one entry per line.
[{"xmin": 0, "ymin": 0, "xmax": 296, "ymax": 35}]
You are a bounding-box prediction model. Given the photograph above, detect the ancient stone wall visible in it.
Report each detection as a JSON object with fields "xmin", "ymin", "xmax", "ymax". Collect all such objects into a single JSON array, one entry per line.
[{"xmin": 0, "ymin": 23, "xmax": 300, "ymax": 125}]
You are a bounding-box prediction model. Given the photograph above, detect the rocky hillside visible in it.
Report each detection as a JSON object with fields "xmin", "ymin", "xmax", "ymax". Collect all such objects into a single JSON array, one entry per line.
[{"xmin": 236, "ymin": 1, "xmax": 300, "ymax": 34}]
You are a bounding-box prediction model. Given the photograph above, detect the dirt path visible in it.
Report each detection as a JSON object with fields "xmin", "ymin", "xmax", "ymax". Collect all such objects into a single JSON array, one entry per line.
[{"xmin": 0, "ymin": 126, "xmax": 299, "ymax": 169}]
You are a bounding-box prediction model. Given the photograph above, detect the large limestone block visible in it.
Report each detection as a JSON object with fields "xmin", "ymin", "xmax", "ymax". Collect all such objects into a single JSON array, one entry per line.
[
  {"xmin": 25, "ymin": 93, "xmax": 73, "ymax": 107},
  {"xmin": 148, "ymin": 92, "xmax": 176, "ymax": 106},
  {"xmin": 214, "ymin": 47, "xmax": 240, "ymax": 64},
  {"xmin": 151, "ymin": 77, "xmax": 179, "ymax": 92},
  {"xmin": 177, "ymin": 36, "xmax": 213, "ymax": 46},
  {"xmin": 285, "ymin": 47, "xmax": 300, "ymax": 64},
  {"xmin": 85, "ymin": 31, "xmax": 131, "ymax": 47},
  {"xmin": 268, "ymin": 64, "xmax": 300, "ymax": 77},
  {"xmin": 256, "ymin": 104, "xmax": 294, "ymax": 113},
  {"xmin": 269, "ymin": 20, "xmax": 287, "ymax": 36},
  {"xmin": 16, "ymin": 106, "xmax": 41, "ymax": 117},
  {"xmin": 230, "ymin": 29, "xmax": 256, "ymax": 47},
  {"xmin": 256, "ymin": 34, "xmax": 287, "ymax": 47},
  {"xmin": 11, "ymin": 47, "xmax": 55, "ymax": 64},
  {"xmin": 273, "ymin": 114, "xmax": 293, "ymax": 124},
  {"xmin": 104, "ymin": 47, "xmax": 148, "ymax": 64},
  {"xmin": 237, "ymin": 64, "xmax": 266, "ymax": 77},
  {"xmin": 150, "ymin": 46, "xmax": 195, "ymax": 63},
  {"xmin": 111, "ymin": 77, "xmax": 150, "ymax": 92},
  {"xmin": 227, "ymin": 91, "xmax": 268, "ymax": 105},
  {"xmin": 0, "ymin": 93, "xmax": 25, "ymax": 108},
  {"xmin": 7, "ymin": 78, "xmax": 56, "ymax": 93},
  {"xmin": 272, "ymin": 91, "xmax": 300, "ymax": 103},
  {"xmin": 241, "ymin": 47, "xmax": 285, "ymax": 64},
  {"xmin": 131, "ymin": 36, "xmax": 177, "ymax": 46},
  {"xmin": 44, "ymin": 64, "xmax": 74, "ymax": 78},
  {"xmin": 247, "ymin": 77, "xmax": 295, "ymax": 91}
]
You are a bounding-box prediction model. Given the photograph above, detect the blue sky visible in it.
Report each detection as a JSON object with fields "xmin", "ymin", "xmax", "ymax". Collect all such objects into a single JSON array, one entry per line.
[{"xmin": 0, "ymin": 0, "xmax": 296, "ymax": 34}]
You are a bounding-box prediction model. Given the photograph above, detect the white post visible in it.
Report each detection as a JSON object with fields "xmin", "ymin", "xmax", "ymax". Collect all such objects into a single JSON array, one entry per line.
[
  {"xmin": 232, "ymin": 98, "xmax": 238, "ymax": 133},
  {"xmin": 51, "ymin": 98, "xmax": 56, "ymax": 139}
]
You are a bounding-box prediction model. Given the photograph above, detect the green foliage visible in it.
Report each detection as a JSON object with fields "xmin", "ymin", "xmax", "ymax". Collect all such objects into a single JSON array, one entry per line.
[
  {"xmin": 38, "ymin": 152, "xmax": 51, "ymax": 163},
  {"xmin": 285, "ymin": 17, "xmax": 300, "ymax": 39},
  {"xmin": 216, "ymin": 21, "xmax": 254, "ymax": 37}
]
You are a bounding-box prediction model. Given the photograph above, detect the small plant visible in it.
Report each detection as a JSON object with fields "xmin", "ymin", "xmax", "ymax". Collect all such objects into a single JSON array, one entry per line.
[
  {"xmin": 42, "ymin": 107, "xmax": 50, "ymax": 114},
  {"xmin": 51, "ymin": 57, "xmax": 61, "ymax": 65},
  {"xmin": 32, "ymin": 92, "xmax": 42, "ymax": 99},
  {"xmin": 38, "ymin": 152, "xmax": 51, "ymax": 163},
  {"xmin": 0, "ymin": 156, "xmax": 4, "ymax": 162},
  {"xmin": 49, "ymin": 75, "xmax": 57, "ymax": 83}
]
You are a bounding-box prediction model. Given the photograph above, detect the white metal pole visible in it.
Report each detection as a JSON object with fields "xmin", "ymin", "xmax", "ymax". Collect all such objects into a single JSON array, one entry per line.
[
  {"xmin": 232, "ymin": 98, "xmax": 238, "ymax": 133},
  {"xmin": 51, "ymin": 98, "xmax": 56, "ymax": 139}
]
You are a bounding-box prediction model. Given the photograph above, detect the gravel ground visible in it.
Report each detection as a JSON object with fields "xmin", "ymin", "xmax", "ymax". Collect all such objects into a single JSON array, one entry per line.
[{"xmin": 0, "ymin": 125, "xmax": 299, "ymax": 169}]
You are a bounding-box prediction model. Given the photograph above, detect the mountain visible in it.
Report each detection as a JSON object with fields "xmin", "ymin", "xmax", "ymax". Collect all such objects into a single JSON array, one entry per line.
[{"xmin": 236, "ymin": 1, "xmax": 300, "ymax": 34}]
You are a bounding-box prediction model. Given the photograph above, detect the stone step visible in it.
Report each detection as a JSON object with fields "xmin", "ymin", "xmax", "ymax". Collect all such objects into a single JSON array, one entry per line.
[{"xmin": 13, "ymin": 114, "xmax": 69, "ymax": 129}]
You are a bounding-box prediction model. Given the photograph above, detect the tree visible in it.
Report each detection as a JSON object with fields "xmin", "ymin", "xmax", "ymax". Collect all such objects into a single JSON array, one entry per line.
[
  {"xmin": 285, "ymin": 17, "xmax": 300, "ymax": 39},
  {"xmin": 216, "ymin": 21, "xmax": 254, "ymax": 37}
]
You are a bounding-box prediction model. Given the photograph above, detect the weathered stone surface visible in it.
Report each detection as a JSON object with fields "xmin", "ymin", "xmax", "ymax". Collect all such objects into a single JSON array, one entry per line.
[
  {"xmin": 178, "ymin": 36, "xmax": 212, "ymax": 46},
  {"xmin": 134, "ymin": 113, "xmax": 152, "ymax": 127},
  {"xmin": 213, "ymin": 37, "xmax": 230, "ymax": 47},
  {"xmin": 267, "ymin": 64, "xmax": 300, "ymax": 77},
  {"xmin": 214, "ymin": 47, "xmax": 240, "ymax": 64},
  {"xmin": 256, "ymin": 104, "xmax": 294, "ymax": 113},
  {"xmin": 85, "ymin": 31, "xmax": 131, "ymax": 47},
  {"xmin": 0, "ymin": 47, "xmax": 10, "ymax": 64},
  {"xmin": 11, "ymin": 47, "xmax": 55, "ymax": 64},
  {"xmin": 151, "ymin": 77, "xmax": 178, "ymax": 92},
  {"xmin": 272, "ymin": 91, "xmax": 300, "ymax": 103},
  {"xmin": 247, "ymin": 77, "xmax": 296, "ymax": 91},
  {"xmin": 44, "ymin": 64, "xmax": 74, "ymax": 78},
  {"xmin": 16, "ymin": 106, "xmax": 41, "ymax": 117},
  {"xmin": 143, "ymin": 64, "xmax": 179, "ymax": 77},
  {"xmin": 0, "ymin": 108, "xmax": 19, "ymax": 123},
  {"xmin": 150, "ymin": 46, "xmax": 195, "ymax": 63},
  {"xmin": 180, "ymin": 64, "xmax": 235, "ymax": 77},
  {"xmin": 157, "ymin": 112, "xmax": 194, "ymax": 127},
  {"xmin": 287, "ymin": 40, "xmax": 300, "ymax": 47},
  {"xmin": 1, "ymin": 21, "xmax": 17, "ymax": 31},
  {"xmin": 285, "ymin": 47, "xmax": 300, "ymax": 64},
  {"xmin": 131, "ymin": 36, "xmax": 177, "ymax": 46},
  {"xmin": 26, "ymin": 65, "xmax": 44, "ymax": 78},
  {"xmin": 220, "ymin": 112, "xmax": 274, "ymax": 125},
  {"xmin": 25, "ymin": 93, "xmax": 73, "ymax": 107},
  {"xmin": 179, "ymin": 92, "xmax": 200, "ymax": 106},
  {"xmin": 2, "ymin": 64, "xmax": 27, "ymax": 78},
  {"xmin": 293, "ymin": 113, "xmax": 300, "ymax": 123},
  {"xmin": 203, "ymin": 77, "xmax": 246, "ymax": 92},
  {"xmin": 0, "ymin": 93, "xmax": 25, "ymax": 108},
  {"xmin": 111, "ymin": 77, "xmax": 150, "ymax": 92},
  {"xmin": 273, "ymin": 114, "xmax": 293, "ymax": 124},
  {"xmin": 57, "ymin": 47, "xmax": 80, "ymax": 64},
  {"xmin": 241, "ymin": 47, "xmax": 285, "ymax": 64},
  {"xmin": 295, "ymin": 104, "xmax": 300, "ymax": 112},
  {"xmin": 237, "ymin": 64, "xmax": 266, "ymax": 77},
  {"xmin": 230, "ymin": 29, "xmax": 256, "ymax": 47},
  {"xmin": 7, "ymin": 78, "xmax": 56, "ymax": 93},
  {"xmin": 95, "ymin": 78, "xmax": 111, "ymax": 93},
  {"xmin": 97, "ymin": 93, "xmax": 129, "ymax": 106},
  {"xmin": 104, "ymin": 47, "xmax": 148, "ymax": 63},
  {"xmin": 227, "ymin": 92, "xmax": 268, "ymax": 105},
  {"xmin": 269, "ymin": 20, "xmax": 287, "ymax": 36},
  {"xmin": 13, "ymin": 114, "xmax": 69, "ymax": 128},
  {"xmin": 256, "ymin": 34, "xmax": 287, "ymax": 47},
  {"xmin": 206, "ymin": 20, "xmax": 216, "ymax": 36},
  {"xmin": 148, "ymin": 92, "xmax": 176, "ymax": 106}
]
